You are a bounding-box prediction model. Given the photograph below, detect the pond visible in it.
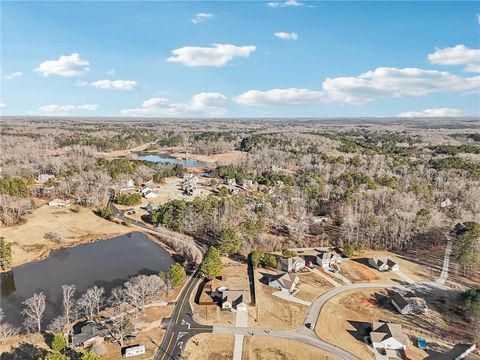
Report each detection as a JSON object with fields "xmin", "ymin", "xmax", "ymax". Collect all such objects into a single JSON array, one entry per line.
[
  {"xmin": 134, "ymin": 153, "xmax": 213, "ymax": 168},
  {"xmin": 0, "ymin": 232, "xmax": 175, "ymax": 327}
]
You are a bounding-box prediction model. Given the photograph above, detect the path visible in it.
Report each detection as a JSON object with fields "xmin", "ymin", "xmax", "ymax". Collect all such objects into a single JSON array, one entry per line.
[
  {"xmin": 395, "ymin": 270, "xmax": 415, "ymax": 284},
  {"xmin": 436, "ymin": 240, "xmax": 452, "ymax": 285},
  {"xmin": 233, "ymin": 309, "xmax": 248, "ymax": 360},
  {"xmin": 309, "ymin": 267, "xmax": 341, "ymax": 287},
  {"xmin": 272, "ymin": 291, "xmax": 312, "ymax": 306}
]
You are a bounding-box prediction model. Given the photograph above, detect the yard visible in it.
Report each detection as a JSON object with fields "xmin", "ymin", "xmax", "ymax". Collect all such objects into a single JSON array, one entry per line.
[
  {"xmin": 242, "ymin": 336, "xmax": 340, "ymax": 360},
  {"xmin": 183, "ymin": 334, "xmax": 234, "ymax": 360}
]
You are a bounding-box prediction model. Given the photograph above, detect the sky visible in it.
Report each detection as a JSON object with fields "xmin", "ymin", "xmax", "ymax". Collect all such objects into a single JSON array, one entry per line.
[{"xmin": 1, "ymin": 0, "xmax": 479, "ymax": 118}]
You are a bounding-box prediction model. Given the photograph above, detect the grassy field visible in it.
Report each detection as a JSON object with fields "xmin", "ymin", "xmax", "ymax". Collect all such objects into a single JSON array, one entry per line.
[
  {"xmin": 1, "ymin": 205, "xmax": 130, "ymax": 267},
  {"xmin": 183, "ymin": 334, "xmax": 234, "ymax": 360}
]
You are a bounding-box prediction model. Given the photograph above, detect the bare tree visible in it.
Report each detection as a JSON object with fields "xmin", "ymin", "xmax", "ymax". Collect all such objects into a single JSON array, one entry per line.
[
  {"xmin": 124, "ymin": 275, "xmax": 165, "ymax": 310},
  {"xmin": 78, "ymin": 286, "xmax": 105, "ymax": 320},
  {"xmin": 62, "ymin": 284, "xmax": 76, "ymax": 325},
  {"xmin": 22, "ymin": 292, "xmax": 46, "ymax": 332},
  {"xmin": 48, "ymin": 315, "xmax": 68, "ymax": 336},
  {"xmin": 109, "ymin": 313, "xmax": 135, "ymax": 347},
  {"xmin": 0, "ymin": 308, "xmax": 19, "ymax": 342}
]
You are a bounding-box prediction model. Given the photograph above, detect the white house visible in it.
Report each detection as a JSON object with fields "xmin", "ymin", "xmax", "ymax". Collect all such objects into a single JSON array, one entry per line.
[
  {"xmin": 227, "ymin": 178, "xmax": 237, "ymax": 186},
  {"xmin": 440, "ymin": 198, "xmax": 453, "ymax": 208},
  {"xmin": 370, "ymin": 322, "xmax": 409, "ymax": 351},
  {"xmin": 143, "ymin": 190, "xmax": 158, "ymax": 199},
  {"xmin": 124, "ymin": 344, "xmax": 146, "ymax": 357},
  {"xmin": 38, "ymin": 174, "xmax": 55, "ymax": 183},
  {"xmin": 120, "ymin": 179, "xmax": 135, "ymax": 190},
  {"xmin": 369, "ymin": 257, "xmax": 399, "ymax": 272},
  {"xmin": 48, "ymin": 199, "xmax": 69, "ymax": 208},
  {"xmin": 221, "ymin": 290, "xmax": 250, "ymax": 311},
  {"xmin": 278, "ymin": 256, "xmax": 305, "ymax": 272},
  {"xmin": 316, "ymin": 250, "xmax": 342, "ymax": 268},
  {"xmin": 268, "ymin": 272, "xmax": 299, "ymax": 293},
  {"xmin": 243, "ymin": 179, "xmax": 254, "ymax": 188}
]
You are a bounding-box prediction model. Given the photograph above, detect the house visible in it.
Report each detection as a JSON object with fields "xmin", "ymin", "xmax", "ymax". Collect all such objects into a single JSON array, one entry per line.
[
  {"xmin": 124, "ymin": 344, "xmax": 146, "ymax": 357},
  {"xmin": 229, "ymin": 187, "xmax": 239, "ymax": 195},
  {"xmin": 243, "ymin": 179, "xmax": 253, "ymax": 188},
  {"xmin": 222, "ymin": 290, "xmax": 250, "ymax": 311},
  {"xmin": 120, "ymin": 179, "xmax": 135, "ymax": 190},
  {"xmin": 268, "ymin": 272, "xmax": 299, "ymax": 293},
  {"xmin": 278, "ymin": 256, "xmax": 306, "ymax": 272},
  {"xmin": 440, "ymin": 198, "xmax": 453, "ymax": 208},
  {"xmin": 369, "ymin": 257, "xmax": 399, "ymax": 272},
  {"xmin": 370, "ymin": 322, "xmax": 409, "ymax": 351},
  {"xmin": 391, "ymin": 292, "xmax": 412, "ymax": 315},
  {"xmin": 48, "ymin": 199, "xmax": 69, "ymax": 208},
  {"xmin": 38, "ymin": 174, "xmax": 55, "ymax": 183},
  {"xmin": 316, "ymin": 250, "xmax": 342, "ymax": 268},
  {"xmin": 71, "ymin": 323, "xmax": 109, "ymax": 348},
  {"xmin": 227, "ymin": 178, "xmax": 237, "ymax": 186},
  {"xmin": 311, "ymin": 215, "xmax": 330, "ymax": 224},
  {"xmin": 143, "ymin": 190, "xmax": 158, "ymax": 199},
  {"xmin": 142, "ymin": 203, "xmax": 156, "ymax": 213}
]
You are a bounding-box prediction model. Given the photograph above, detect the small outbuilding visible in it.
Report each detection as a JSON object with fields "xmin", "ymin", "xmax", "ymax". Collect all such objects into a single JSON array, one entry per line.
[
  {"xmin": 48, "ymin": 199, "xmax": 69, "ymax": 208},
  {"xmin": 124, "ymin": 344, "xmax": 146, "ymax": 357},
  {"xmin": 38, "ymin": 174, "xmax": 55, "ymax": 183}
]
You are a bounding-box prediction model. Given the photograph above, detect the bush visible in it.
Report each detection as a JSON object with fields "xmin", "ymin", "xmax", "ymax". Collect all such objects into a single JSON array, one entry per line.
[
  {"xmin": 97, "ymin": 207, "xmax": 114, "ymax": 221},
  {"xmin": 282, "ymin": 249, "xmax": 297, "ymax": 258},
  {"xmin": 169, "ymin": 263, "xmax": 186, "ymax": 287},
  {"xmin": 115, "ymin": 193, "xmax": 142, "ymax": 206}
]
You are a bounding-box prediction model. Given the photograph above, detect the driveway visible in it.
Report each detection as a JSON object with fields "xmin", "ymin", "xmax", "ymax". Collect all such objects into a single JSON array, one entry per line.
[
  {"xmin": 272, "ymin": 291, "xmax": 312, "ymax": 306},
  {"xmin": 233, "ymin": 309, "xmax": 248, "ymax": 360}
]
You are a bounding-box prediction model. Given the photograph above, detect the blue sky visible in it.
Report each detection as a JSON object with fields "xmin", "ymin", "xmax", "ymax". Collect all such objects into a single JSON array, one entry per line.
[{"xmin": 1, "ymin": 1, "xmax": 479, "ymax": 117}]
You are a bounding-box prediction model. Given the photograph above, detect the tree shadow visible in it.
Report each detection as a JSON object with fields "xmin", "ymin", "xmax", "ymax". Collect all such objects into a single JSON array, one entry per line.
[
  {"xmin": 346, "ymin": 320, "xmax": 371, "ymax": 342},
  {"xmin": 0, "ymin": 342, "xmax": 48, "ymax": 360},
  {"xmin": 258, "ymin": 272, "xmax": 277, "ymax": 285}
]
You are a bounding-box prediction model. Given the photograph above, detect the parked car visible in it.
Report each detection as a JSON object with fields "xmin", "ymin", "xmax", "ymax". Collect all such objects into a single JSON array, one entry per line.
[{"xmin": 306, "ymin": 323, "xmax": 314, "ymax": 330}]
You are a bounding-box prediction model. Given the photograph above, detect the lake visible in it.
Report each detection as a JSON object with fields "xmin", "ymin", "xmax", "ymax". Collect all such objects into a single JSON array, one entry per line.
[
  {"xmin": 134, "ymin": 153, "xmax": 213, "ymax": 168},
  {"xmin": 0, "ymin": 232, "xmax": 175, "ymax": 327}
]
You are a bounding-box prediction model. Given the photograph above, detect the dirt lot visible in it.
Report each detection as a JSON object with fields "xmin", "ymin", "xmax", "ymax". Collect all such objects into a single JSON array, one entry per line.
[
  {"xmin": 295, "ymin": 272, "xmax": 332, "ymax": 301},
  {"xmin": 183, "ymin": 334, "xmax": 234, "ymax": 360},
  {"xmin": 170, "ymin": 150, "xmax": 245, "ymax": 165},
  {"xmin": 350, "ymin": 250, "xmax": 430, "ymax": 283},
  {"xmin": 315, "ymin": 288, "xmax": 469, "ymax": 360},
  {"xmin": 339, "ymin": 260, "xmax": 380, "ymax": 282},
  {"xmin": 1, "ymin": 205, "xmax": 130, "ymax": 268},
  {"xmin": 242, "ymin": 336, "xmax": 340, "ymax": 360}
]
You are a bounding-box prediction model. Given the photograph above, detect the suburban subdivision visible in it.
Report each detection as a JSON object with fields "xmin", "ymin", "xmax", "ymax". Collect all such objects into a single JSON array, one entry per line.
[{"xmin": 0, "ymin": 117, "xmax": 479, "ymax": 360}]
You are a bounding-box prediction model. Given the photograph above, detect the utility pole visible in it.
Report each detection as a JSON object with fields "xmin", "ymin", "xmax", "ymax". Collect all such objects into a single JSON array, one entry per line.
[{"xmin": 256, "ymin": 303, "xmax": 259, "ymax": 322}]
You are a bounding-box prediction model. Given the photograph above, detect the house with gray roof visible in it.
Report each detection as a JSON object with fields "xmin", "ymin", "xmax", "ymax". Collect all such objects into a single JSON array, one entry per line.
[
  {"xmin": 71, "ymin": 322, "xmax": 109, "ymax": 348},
  {"xmin": 370, "ymin": 321, "xmax": 409, "ymax": 351},
  {"xmin": 391, "ymin": 291, "xmax": 412, "ymax": 315},
  {"xmin": 368, "ymin": 257, "xmax": 399, "ymax": 272},
  {"xmin": 268, "ymin": 272, "xmax": 299, "ymax": 293}
]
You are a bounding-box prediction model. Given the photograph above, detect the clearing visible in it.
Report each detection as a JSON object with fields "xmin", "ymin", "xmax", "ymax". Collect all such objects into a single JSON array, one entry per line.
[
  {"xmin": 1, "ymin": 205, "xmax": 130, "ymax": 268},
  {"xmin": 242, "ymin": 336, "xmax": 340, "ymax": 360},
  {"xmin": 183, "ymin": 334, "xmax": 234, "ymax": 360}
]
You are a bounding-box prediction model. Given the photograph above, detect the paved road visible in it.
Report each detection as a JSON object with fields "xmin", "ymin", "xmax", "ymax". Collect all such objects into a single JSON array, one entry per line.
[
  {"xmin": 108, "ymin": 197, "xmax": 213, "ymax": 359},
  {"xmin": 436, "ymin": 240, "xmax": 452, "ymax": 285},
  {"xmin": 214, "ymin": 282, "xmax": 398, "ymax": 360}
]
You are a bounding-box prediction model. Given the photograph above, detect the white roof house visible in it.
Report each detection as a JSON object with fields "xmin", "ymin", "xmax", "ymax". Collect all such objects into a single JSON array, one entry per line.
[
  {"xmin": 143, "ymin": 190, "xmax": 158, "ymax": 199},
  {"xmin": 278, "ymin": 256, "xmax": 305, "ymax": 272},
  {"xmin": 227, "ymin": 178, "xmax": 237, "ymax": 186},
  {"xmin": 268, "ymin": 272, "xmax": 299, "ymax": 293},
  {"xmin": 48, "ymin": 199, "xmax": 69, "ymax": 207},
  {"xmin": 440, "ymin": 198, "xmax": 453, "ymax": 208},
  {"xmin": 124, "ymin": 344, "xmax": 146, "ymax": 357},
  {"xmin": 222, "ymin": 290, "xmax": 250, "ymax": 311},
  {"xmin": 370, "ymin": 322, "xmax": 409, "ymax": 351},
  {"xmin": 369, "ymin": 257, "xmax": 399, "ymax": 272},
  {"xmin": 120, "ymin": 179, "xmax": 135, "ymax": 190},
  {"xmin": 38, "ymin": 174, "xmax": 55, "ymax": 183},
  {"xmin": 316, "ymin": 250, "xmax": 342, "ymax": 268}
]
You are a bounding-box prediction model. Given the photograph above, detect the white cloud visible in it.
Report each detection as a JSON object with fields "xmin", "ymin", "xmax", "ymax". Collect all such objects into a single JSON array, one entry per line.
[
  {"xmin": 35, "ymin": 53, "xmax": 90, "ymax": 77},
  {"xmin": 121, "ymin": 92, "xmax": 227, "ymax": 117},
  {"xmin": 427, "ymin": 44, "xmax": 480, "ymax": 73},
  {"xmin": 75, "ymin": 80, "xmax": 88, "ymax": 87},
  {"xmin": 234, "ymin": 67, "xmax": 480, "ymax": 106},
  {"xmin": 89, "ymin": 80, "xmax": 138, "ymax": 90},
  {"xmin": 37, "ymin": 103, "xmax": 98, "ymax": 114},
  {"xmin": 1, "ymin": 71, "xmax": 23, "ymax": 80},
  {"xmin": 0, "ymin": 103, "xmax": 7, "ymax": 108},
  {"xmin": 167, "ymin": 44, "xmax": 256, "ymax": 67},
  {"xmin": 234, "ymin": 88, "xmax": 323, "ymax": 105},
  {"xmin": 106, "ymin": 69, "xmax": 115, "ymax": 75},
  {"xmin": 274, "ymin": 32, "xmax": 298, "ymax": 41},
  {"xmin": 267, "ymin": 0, "xmax": 303, "ymax": 8},
  {"xmin": 398, "ymin": 108, "xmax": 468, "ymax": 117},
  {"xmin": 191, "ymin": 13, "xmax": 214, "ymax": 24}
]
